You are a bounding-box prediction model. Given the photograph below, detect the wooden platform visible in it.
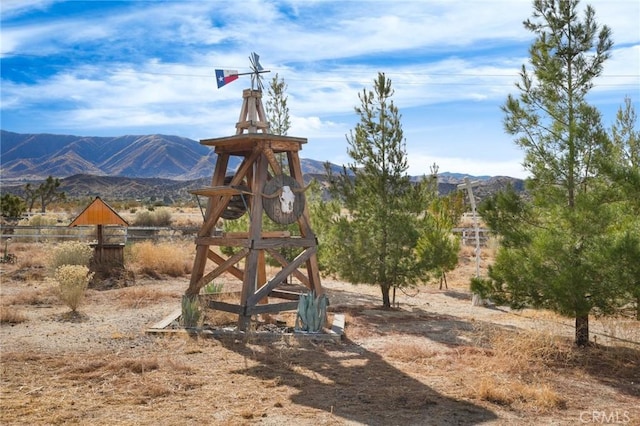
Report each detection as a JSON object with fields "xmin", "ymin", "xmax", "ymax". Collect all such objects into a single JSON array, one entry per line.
[{"xmin": 145, "ymin": 309, "xmax": 345, "ymax": 344}]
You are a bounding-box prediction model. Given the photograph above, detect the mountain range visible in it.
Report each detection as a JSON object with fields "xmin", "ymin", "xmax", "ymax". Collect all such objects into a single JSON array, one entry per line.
[
  {"xmin": 0, "ymin": 130, "xmax": 341, "ymax": 181},
  {"xmin": 0, "ymin": 130, "xmax": 524, "ymax": 202}
]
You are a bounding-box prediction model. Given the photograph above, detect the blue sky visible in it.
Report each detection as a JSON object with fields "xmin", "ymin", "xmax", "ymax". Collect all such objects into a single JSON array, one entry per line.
[{"xmin": 1, "ymin": 0, "xmax": 638, "ymax": 178}]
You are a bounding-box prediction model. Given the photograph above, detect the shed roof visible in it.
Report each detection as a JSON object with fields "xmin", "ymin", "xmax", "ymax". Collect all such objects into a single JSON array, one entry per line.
[{"xmin": 69, "ymin": 197, "xmax": 129, "ymax": 227}]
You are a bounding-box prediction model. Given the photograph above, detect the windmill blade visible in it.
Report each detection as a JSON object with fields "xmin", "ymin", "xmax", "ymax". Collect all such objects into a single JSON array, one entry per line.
[
  {"xmin": 249, "ymin": 52, "xmax": 264, "ymax": 72},
  {"xmin": 249, "ymin": 52, "xmax": 266, "ymax": 90}
]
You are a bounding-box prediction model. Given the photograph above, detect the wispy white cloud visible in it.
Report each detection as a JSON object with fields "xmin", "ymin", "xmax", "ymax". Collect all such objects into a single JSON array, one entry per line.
[{"xmin": 1, "ymin": 0, "xmax": 638, "ymax": 177}]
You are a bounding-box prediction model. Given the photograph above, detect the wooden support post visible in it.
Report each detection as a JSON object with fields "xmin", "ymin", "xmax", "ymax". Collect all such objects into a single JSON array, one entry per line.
[
  {"xmin": 288, "ymin": 150, "xmax": 323, "ymax": 295},
  {"xmin": 186, "ymin": 153, "xmax": 228, "ymax": 296},
  {"xmin": 239, "ymin": 151, "xmax": 268, "ymax": 330},
  {"xmin": 96, "ymin": 224, "xmax": 104, "ymax": 263},
  {"xmin": 257, "ymin": 250, "xmax": 268, "ymax": 304}
]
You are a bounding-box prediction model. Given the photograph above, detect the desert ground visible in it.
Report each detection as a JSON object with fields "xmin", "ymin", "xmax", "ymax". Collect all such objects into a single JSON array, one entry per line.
[{"xmin": 1, "ymin": 239, "xmax": 638, "ymax": 425}]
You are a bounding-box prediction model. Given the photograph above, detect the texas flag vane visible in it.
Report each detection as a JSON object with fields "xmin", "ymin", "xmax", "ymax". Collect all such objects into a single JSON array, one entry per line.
[
  {"xmin": 215, "ymin": 52, "xmax": 269, "ymax": 90},
  {"xmin": 215, "ymin": 69, "xmax": 238, "ymax": 88}
]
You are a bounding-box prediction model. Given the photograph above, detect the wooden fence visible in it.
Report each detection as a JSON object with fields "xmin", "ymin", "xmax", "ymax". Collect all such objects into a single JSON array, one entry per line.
[
  {"xmin": 0, "ymin": 225, "xmax": 200, "ymax": 243},
  {"xmin": 1, "ymin": 224, "xmax": 491, "ymax": 246}
]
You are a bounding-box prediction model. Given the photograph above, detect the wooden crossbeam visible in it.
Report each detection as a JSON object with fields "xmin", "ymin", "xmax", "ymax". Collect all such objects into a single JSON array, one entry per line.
[
  {"xmin": 266, "ymin": 248, "xmax": 310, "ymax": 287},
  {"xmin": 247, "ymin": 246, "xmax": 316, "ymax": 306},
  {"xmin": 224, "ymin": 231, "xmax": 290, "ymax": 238},
  {"xmin": 199, "ymin": 149, "xmax": 261, "ymax": 237},
  {"xmin": 246, "ymin": 301, "xmax": 299, "ymax": 315},
  {"xmin": 207, "ymin": 300, "xmax": 244, "ymax": 315},
  {"xmin": 196, "ymin": 248, "xmax": 249, "ymax": 288},
  {"xmin": 195, "ymin": 236, "xmax": 316, "ymax": 249},
  {"xmin": 189, "ymin": 186, "xmax": 253, "ymax": 197},
  {"xmin": 268, "ymin": 289, "xmax": 302, "ymax": 300},
  {"xmin": 263, "ymin": 146, "xmax": 283, "ymax": 176}
]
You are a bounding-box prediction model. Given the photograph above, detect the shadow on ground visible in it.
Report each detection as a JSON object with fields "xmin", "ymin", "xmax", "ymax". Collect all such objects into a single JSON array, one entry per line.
[{"xmin": 219, "ymin": 337, "xmax": 498, "ymax": 425}]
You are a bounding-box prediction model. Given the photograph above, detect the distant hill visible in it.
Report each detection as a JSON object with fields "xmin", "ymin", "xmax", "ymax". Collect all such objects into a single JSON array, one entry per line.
[
  {"xmin": 0, "ymin": 130, "xmax": 344, "ymax": 181},
  {"xmin": 0, "ymin": 130, "xmax": 525, "ymax": 203},
  {"xmin": 1, "ymin": 130, "xmax": 219, "ymax": 181}
]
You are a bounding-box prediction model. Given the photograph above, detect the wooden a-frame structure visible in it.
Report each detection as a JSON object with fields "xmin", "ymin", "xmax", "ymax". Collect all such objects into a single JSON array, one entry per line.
[
  {"xmin": 185, "ymin": 88, "xmax": 323, "ymax": 330},
  {"xmin": 69, "ymin": 196, "xmax": 129, "ymax": 268}
]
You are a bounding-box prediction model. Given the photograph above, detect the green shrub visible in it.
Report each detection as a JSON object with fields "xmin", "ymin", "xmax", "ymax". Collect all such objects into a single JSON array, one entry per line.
[
  {"xmin": 55, "ymin": 265, "xmax": 93, "ymax": 312},
  {"xmin": 49, "ymin": 241, "xmax": 93, "ymax": 270}
]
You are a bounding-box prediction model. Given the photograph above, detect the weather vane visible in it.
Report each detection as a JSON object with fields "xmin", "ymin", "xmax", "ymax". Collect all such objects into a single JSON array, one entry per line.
[{"xmin": 215, "ymin": 52, "xmax": 270, "ymax": 91}]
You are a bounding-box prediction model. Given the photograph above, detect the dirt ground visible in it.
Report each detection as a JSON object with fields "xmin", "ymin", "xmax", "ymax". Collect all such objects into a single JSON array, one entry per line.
[{"xmin": 1, "ymin": 247, "xmax": 639, "ymax": 425}]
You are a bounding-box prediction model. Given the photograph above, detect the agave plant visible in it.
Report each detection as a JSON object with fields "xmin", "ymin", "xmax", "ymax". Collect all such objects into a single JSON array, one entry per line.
[
  {"xmin": 294, "ymin": 291, "xmax": 328, "ymax": 333},
  {"xmin": 181, "ymin": 295, "xmax": 201, "ymax": 329}
]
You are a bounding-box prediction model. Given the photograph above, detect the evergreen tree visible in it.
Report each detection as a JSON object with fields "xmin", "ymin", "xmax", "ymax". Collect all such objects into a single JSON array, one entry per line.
[
  {"xmin": 604, "ymin": 97, "xmax": 640, "ymax": 319},
  {"xmin": 417, "ymin": 190, "xmax": 463, "ymax": 290},
  {"xmin": 326, "ymin": 73, "xmax": 436, "ymax": 307},
  {"xmin": 265, "ymin": 73, "xmax": 291, "ymax": 136},
  {"xmin": 262, "ymin": 74, "xmax": 301, "ymax": 269},
  {"xmin": 478, "ymin": 0, "xmax": 615, "ymax": 346}
]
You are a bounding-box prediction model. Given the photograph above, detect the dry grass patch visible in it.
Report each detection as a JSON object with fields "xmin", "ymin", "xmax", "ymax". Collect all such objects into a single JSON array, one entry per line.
[
  {"xmin": 129, "ymin": 241, "xmax": 192, "ymax": 278},
  {"xmin": 6, "ymin": 243, "xmax": 48, "ymax": 267},
  {"xmin": 598, "ymin": 316, "xmax": 640, "ymax": 347},
  {"xmin": 1, "ymin": 243, "xmax": 51, "ymax": 283},
  {"xmin": 116, "ymin": 285, "xmax": 177, "ymax": 308},
  {"xmin": 0, "ymin": 306, "xmax": 27, "ymax": 324},
  {"xmin": 1, "ymin": 285, "xmax": 58, "ymax": 306},
  {"xmin": 460, "ymin": 326, "xmax": 640, "ymax": 413},
  {"xmin": 382, "ymin": 342, "xmax": 439, "ymax": 364},
  {"xmin": 107, "ymin": 357, "xmax": 160, "ymax": 374},
  {"xmin": 483, "ymin": 327, "xmax": 576, "ymax": 373},
  {"xmin": 476, "ymin": 376, "xmax": 565, "ymax": 411},
  {"xmin": 165, "ymin": 357, "xmax": 196, "ymax": 375}
]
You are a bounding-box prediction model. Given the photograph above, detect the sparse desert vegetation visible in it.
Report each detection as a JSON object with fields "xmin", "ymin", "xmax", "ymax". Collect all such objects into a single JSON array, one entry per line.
[{"xmin": 1, "ymin": 237, "xmax": 638, "ymax": 425}]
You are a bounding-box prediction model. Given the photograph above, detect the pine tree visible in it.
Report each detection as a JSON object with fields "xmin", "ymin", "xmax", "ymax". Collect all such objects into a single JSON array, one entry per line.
[
  {"xmin": 604, "ymin": 98, "xmax": 640, "ymax": 319},
  {"xmin": 326, "ymin": 73, "xmax": 436, "ymax": 308},
  {"xmin": 417, "ymin": 190, "xmax": 464, "ymax": 290},
  {"xmin": 480, "ymin": 0, "xmax": 615, "ymax": 346},
  {"xmin": 265, "ymin": 73, "xmax": 291, "ymax": 136},
  {"xmin": 262, "ymin": 74, "xmax": 302, "ymax": 269}
]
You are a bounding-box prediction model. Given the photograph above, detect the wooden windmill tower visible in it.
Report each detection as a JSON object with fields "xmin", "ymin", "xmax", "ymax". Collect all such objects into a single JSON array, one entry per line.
[{"xmin": 185, "ymin": 53, "xmax": 324, "ymax": 331}]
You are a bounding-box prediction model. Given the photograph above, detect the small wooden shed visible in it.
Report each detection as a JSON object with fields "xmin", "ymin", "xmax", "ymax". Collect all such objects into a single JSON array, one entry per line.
[{"xmin": 69, "ymin": 197, "xmax": 129, "ymax": 267}]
